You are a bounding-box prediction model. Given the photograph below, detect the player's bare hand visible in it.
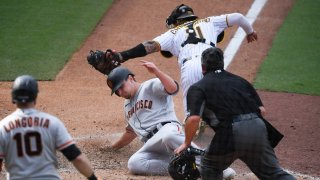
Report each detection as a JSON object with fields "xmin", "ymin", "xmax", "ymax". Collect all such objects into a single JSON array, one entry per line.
[
  {"xmin": 99, "ymin": 144, "xmax": 114, "ymax": 152},
  {"xmin": 174, "ymin": 143, "xmax": 189, "ymax": 155},
  {"xmin": 140, "ymin": 60, "xmax": 160, "ymax": 75},
  {"xmin": 247, "ymin": 31, "xmax": 258, "ymax": 43},
  {"xmin": 98, "ymin": 139, "xmax": 116, "ymax": 152}
]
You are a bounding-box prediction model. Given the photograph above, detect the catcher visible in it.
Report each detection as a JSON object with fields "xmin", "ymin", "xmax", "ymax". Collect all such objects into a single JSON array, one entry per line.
[
  {"xmin": 86, "ymin": 3, "xmax": 257, "ymax": 116},
  {"xmin": 87, "ymin": 3, "xmax": 258, "ymax": 139}
]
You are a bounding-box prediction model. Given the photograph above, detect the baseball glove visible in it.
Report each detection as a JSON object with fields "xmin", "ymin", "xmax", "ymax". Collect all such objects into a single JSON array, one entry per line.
[
  {"xmin": 168, "ymin": 147, "xmax": 204, "ymax": 180},
  {"xmin": 87, "ymin": 49, "xmax": 121, "ymax": 75}
]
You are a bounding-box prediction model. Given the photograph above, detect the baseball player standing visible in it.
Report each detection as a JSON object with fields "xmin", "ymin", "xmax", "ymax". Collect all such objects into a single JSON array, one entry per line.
[
  {"xmin": 0, "ymin": 75, "xmax": 100, "ymax": 180},
  {"xmin": 105, "ymin": 4, "xmax": 258, "ymax": 115},
  {"xmin": 104, "ymin": 61, "xmax": 235, "ymax": 178}
]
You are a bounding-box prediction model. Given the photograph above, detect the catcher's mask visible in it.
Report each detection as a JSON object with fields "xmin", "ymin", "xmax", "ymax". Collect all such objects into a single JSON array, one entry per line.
[
  {"xmin": 12, "ymin": 75, "xmax": 38, "ymax": 104},
  {"xmin": 107, "ymin": 66, "xmax": 134, "ymax": 96},
  {"xmin": 166, "ymin": 4, "xmax": 198, "ymax": 29}
]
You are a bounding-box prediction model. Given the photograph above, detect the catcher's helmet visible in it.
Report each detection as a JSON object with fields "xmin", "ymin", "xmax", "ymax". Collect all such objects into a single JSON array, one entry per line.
[
  {"xmin": 106, "ymin": 66, "xmax": 134, "ymax": 96},
  {"xmin": 166, "ymin": 4, "xmax": 198, "ymax": 28},
  {"xmin": 12, "ymin": 75, "xmax": 38, "ymax": 104}
]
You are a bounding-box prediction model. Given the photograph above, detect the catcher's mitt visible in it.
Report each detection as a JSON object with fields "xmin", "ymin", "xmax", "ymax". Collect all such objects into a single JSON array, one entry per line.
[
  {"xmin": 168, "ymin": 147, "xmax": 204, "ymax": 180},
  {"xmin": 87, "ymin": 49, "xmax": 121, "ymax": 75}
]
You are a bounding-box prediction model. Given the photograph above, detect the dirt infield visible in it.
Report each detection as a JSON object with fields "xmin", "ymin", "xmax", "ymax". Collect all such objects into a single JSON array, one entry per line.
[{"xmin": 1, "ymin": 0, "xmax": 319, "ymax": 179}]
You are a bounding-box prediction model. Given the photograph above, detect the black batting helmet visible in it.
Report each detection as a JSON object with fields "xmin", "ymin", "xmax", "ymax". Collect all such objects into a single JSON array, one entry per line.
[
  {"xmin": 106, "ymin": 66, "xmax": 134, "ymax": 96},
  {"xmin": 12, "ymin": 75, "xmax": 38, "ymax": 104},
  {"xmin": 166, "ymin": 4, "xmax": 198, "ymax": 28}
]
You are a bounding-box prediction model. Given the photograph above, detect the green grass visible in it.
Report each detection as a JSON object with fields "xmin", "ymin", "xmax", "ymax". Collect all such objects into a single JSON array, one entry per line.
[
  {"xmin": 0, "ymin": 0, "xmax": 113, "ymax": 80},
  {"xmin": 253, "ymin": 0, "xmax": 320, "ymax": 95}
]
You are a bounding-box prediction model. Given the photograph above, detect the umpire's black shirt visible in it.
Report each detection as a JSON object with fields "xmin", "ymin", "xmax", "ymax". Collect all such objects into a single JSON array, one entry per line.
[
  {"xmin": 187, "ymin": 69, "xmax": 263, "ymax": 121},
  {"xmin": 187, "ymin": 69, "xmax": 264, "ymax": 155}
]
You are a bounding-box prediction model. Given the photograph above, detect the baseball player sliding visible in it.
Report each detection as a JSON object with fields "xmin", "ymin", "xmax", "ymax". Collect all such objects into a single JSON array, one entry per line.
[
  {"xmin": 87, "ymin": 3, "xmax": 258, "ymax": 138},
  {"xmin": 103, "ymin": 61, "xmax": 235, "ymax": 179},
  {"xmin": 88, "ymin": 4, "xmax": 257, "ymax": 116},
  {"xmin": 0, "ymin": 75, "xmax": 100, "ymax": 180},
  {"xmin": 87, "ymin": 3, "xmax": 257, "ymax": 178}
]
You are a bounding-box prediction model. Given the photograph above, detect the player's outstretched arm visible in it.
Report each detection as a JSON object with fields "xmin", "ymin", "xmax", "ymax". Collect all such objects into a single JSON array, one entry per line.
[
  {"xmin": 227, "ymin": 13, "xmax": 258, "ymax": 42},
  {"xmin": 111, "ymin": 126, "xmax": 137, "ymax": 150},
  {"xmin": 140, "ymin": 60, "xmax": 178, "ymax": 94},
  {"xmin": 119, "ymin": 40, "xmax": 160, "ymax": 62},
  {"xmin": 142, "ymin": 40, "xmax": 161, "ymax": 54}
]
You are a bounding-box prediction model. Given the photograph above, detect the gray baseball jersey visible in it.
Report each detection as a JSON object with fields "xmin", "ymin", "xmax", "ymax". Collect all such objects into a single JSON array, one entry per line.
[
  {"xmin": 154, "ymin": 14, "xmax": 229, "ymax": 114},
  {"xmin": 122, "ymin": 78, "xmax": 200, "ymax": 174},
  {"xmin": 0, "ymin": 108, "xmax": 75, "ymax": 180},
  {"xmin": 123, "ymin": 78, "xmax": 180, "ymax": 140}
]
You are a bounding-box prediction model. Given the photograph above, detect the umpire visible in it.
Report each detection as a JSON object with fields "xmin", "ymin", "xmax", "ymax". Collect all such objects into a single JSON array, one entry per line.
[{"xmin": 174, "ymin": 47, "xmax": 296, "ymax": 179}]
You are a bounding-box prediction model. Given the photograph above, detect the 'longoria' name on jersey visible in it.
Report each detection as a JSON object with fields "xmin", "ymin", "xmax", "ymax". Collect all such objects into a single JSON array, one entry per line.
[
  {"xmin": 127, "ymin": 99, "xmax": 153, "ymax": 119},
  {"xmin": 3, "ymin": 116, "xmax": 50, "ymax": 132}
]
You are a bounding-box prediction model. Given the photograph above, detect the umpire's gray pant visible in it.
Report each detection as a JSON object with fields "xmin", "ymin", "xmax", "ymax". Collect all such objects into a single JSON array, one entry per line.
[{"xmin": 201, "ymin": 113, "xmax": 296, "ymax": 180}]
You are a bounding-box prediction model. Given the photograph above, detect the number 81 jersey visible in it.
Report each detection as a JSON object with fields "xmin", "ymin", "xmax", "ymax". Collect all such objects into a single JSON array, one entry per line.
[{"xmin": 0, "ymin": 108, "xmax": 74, "ymax": 179}]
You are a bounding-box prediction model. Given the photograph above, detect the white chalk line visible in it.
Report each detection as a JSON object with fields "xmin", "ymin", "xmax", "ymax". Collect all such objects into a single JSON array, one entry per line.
[
  {"xmin": 224, "ymin": 0, "xmax": 318, "ymax": 178},
  {"xmin": 224, "ymin": 0, "xmax": 267, "ymax": 69},
  {"xmin": 224, "ymin": 0, "xmax": 319, "ymax": 178},
  {"xmin": 73, "ymin": 133, "xmax": 122, "ymax": 141}
]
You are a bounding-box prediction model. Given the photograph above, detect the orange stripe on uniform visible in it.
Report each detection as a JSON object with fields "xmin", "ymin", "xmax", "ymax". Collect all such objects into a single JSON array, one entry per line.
[{"xmin": 57, "ymin": 140, "xmax": 75, "ymax": 150}]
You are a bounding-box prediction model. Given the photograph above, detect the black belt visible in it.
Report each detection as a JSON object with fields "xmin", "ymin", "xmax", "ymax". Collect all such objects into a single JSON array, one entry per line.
[
  {"xmin": 144, "ymin": 121, "xmax": 172, "ymax": 141},
  {"xmin": 232, "ymin": 113, "xmax": 258, "ymax": 123}
]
